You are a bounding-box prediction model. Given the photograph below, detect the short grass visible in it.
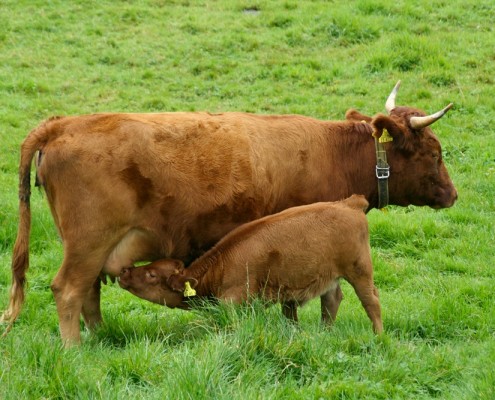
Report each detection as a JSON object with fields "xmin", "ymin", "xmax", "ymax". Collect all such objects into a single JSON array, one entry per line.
[{"xmin": 1, "ymin": 0, "xmax": 494, "ymax": 399}]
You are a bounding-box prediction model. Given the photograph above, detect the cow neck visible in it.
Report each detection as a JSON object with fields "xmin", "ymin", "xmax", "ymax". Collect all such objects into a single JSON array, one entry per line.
[{"xmin": 336, "ymin": 120, "xmax": 389, "ymax": 210}]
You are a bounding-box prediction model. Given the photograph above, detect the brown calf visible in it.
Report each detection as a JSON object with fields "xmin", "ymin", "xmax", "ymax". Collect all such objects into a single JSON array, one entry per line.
[{"xmin": 119, "ymin": 195, "xmax": 383, "ymax": 333}]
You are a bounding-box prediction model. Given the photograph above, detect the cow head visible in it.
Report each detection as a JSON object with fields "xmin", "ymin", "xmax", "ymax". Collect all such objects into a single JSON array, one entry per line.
[
  {"xmin": 348, "ymin": 81, "xmax": 458, "ymax": 209},
  {"xmin": 118, "ymin": 259, "xmax": 196, "ymax": 309}
]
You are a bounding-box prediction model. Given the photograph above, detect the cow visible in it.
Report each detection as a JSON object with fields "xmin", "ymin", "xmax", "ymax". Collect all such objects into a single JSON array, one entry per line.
[
  {"xmin": 1, "ymin": 81, "xmax": 456, "ymax": 345},
  {"xmin": 118, "ymin": 195, "xmax": 383, "ymax": 334}
]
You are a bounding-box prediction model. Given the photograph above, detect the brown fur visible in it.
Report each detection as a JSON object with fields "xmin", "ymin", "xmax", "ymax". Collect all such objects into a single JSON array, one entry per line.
[
  {"xmin": 2, "ymin": 97, "xmax": 456, "ymax": 344},
  {"xmin": 119, "ymin": 195, "xmax": 383, "ymax": 333}
]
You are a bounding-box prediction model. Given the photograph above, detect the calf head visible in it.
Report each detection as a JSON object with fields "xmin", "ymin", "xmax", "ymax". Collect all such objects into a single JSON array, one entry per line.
[
  {"xmin": 347, "ymin": 81, "xmax": 458, "ymax": 209},
  {"xmin": 118, "ymin": 259, "xmax": 197, "ymax": 309}
]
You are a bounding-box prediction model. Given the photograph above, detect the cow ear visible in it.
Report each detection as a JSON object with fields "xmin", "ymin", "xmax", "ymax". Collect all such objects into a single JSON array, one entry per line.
[
  {"xmin": 371, "ymin": 114, "xmax": 412, "ymax": 150},
  {"xmin": 345, "ymin": 109, "xmax": 372, "ymax": 123}
]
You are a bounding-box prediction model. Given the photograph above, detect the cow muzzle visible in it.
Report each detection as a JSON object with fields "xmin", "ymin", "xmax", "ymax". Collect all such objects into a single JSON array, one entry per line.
[
  {"xmin": 433, "ymin": 186, "xmax": 458, "ymax": 209},
  {"xmin": 443, "ymin": 188, "xmax": 458, "ymax": 208}
]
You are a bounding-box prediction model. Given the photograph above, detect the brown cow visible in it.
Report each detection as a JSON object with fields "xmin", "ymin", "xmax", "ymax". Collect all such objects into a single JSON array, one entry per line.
[
  {"xmin": 118, "ymin": 195, "xmax": 383, "ymax": 334},
  {"xmin": 1, "ymin": 82, "xmax": 455, "ymax": 345}
]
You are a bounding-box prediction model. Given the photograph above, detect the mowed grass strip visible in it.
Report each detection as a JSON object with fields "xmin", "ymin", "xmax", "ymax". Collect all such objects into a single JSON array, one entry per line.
[{"xmin": 1, "ymin": 1, "xmax": 494, "ymax": 399}]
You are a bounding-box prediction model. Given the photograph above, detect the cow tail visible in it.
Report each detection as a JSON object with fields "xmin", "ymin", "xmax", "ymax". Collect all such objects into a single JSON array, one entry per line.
[{"xmin": 1, "ymin": 119, "xmax": 54, "ymax": 336}]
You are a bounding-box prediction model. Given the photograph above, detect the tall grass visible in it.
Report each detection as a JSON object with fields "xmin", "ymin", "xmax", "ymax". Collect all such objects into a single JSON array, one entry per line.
[{"xmin": 1, "ymin": 0, "xmax": 494, "ymax": 398}]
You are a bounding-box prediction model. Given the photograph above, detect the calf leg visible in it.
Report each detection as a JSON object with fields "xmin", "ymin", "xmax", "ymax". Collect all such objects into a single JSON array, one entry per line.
[
  {"xmin": 320, "ymin": 282, "xmax": 344, "ymax": 325},
  {"xmin": 218, "ymin": 287, "xmax": 246, "ymax": 305},
  {"xmin": 349, "ymin": 280, "xmax": 383, "ymax": 334},
  {"xmin": 281, "ymin": 301, "xmax": 298, "ymax": 322}
]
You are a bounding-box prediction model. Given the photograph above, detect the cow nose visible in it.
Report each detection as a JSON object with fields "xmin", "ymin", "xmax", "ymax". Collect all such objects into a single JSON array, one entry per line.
[{"xmin": 120, "ymin": 267, "xmax": 131, "ymax": 277}]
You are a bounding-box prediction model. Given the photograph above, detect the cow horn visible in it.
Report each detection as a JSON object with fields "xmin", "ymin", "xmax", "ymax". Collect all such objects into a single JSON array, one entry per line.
[
  {"xmin": 409, "ymin": 103, "xmax": 453, "ymax": 130},
  {"xmin": 385, "ymin": 80, "xmax": 401, "ymax": 114}
]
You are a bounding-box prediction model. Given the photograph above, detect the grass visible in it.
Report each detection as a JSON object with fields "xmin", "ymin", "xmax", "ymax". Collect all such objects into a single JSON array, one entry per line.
[{"xmin": 1, "ymin": 0, "xmax": 494, "ymax": 398}]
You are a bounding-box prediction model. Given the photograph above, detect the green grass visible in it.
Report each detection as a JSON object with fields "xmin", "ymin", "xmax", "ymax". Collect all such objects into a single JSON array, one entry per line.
[{"xmin": 1, "ymin": 0, "xmax": 494, "ymax": 398}]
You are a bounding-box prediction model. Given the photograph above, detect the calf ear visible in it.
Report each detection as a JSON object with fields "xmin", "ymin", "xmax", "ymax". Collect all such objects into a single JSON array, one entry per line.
[
  {"xmin": 186, "ymin": 277, "xmax": 198, "ymax": 288},
  {"xmin": 345, "ymin": 109, "xmax": 372, "ymax": 123},
  {"xmin": 169, "ymin": 259, "xmax": 185, "ymax": 274},
  {"xmin": 371, "ymin": 114, "xmax": 412, "ymax": 151},
  {"xmin": 167, "ymin": 274, "xmax": 198, "ymax": 293}
]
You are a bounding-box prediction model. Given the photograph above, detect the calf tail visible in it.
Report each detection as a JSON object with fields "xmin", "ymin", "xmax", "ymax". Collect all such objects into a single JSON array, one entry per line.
[{"xmin": 1, "ymin": 119, "xmax": 56, "ymax": 336}]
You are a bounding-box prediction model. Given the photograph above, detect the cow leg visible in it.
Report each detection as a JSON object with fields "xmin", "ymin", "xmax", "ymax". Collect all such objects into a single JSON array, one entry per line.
[
  {"xmin": 51, "ymin": 250, "xmax": 109, "ymax": 346},
  {"xmin": 349, "ymin": 280, "xmax": 383, "ymax": 334},
  {"xmin": 81, "ymin": 278, "xmax": 102, "ymax": 331},
  {"xmin": 320, "ymin": 283, "xmax": 344, "ymax": 325},
  {"xmin": 281, "ymin": 301, "xmax": 298, "ymax": 322}
]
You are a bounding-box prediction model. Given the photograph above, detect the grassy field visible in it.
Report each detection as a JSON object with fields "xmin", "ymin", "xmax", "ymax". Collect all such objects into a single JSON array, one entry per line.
[{"xmin": 1, "ymin": 0, "xmax": 494, "ymax": 398}]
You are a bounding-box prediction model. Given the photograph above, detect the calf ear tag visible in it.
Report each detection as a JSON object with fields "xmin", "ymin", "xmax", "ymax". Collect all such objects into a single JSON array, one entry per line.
[
  {"xmin": 184, "ymin": 281, "xmax": 197, "ymax": 297},
  {"xmin": 379, "ymin": 128, "xmax": 393, "ymax": 143}
]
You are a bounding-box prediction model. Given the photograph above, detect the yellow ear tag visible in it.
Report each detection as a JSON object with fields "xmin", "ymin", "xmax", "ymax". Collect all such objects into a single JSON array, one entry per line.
[
  {"xmin": 183, "ymin": 281, "xmax": 196, "ymax": 297},
  {"xmin": 379, "ymin": 128, "xmax": 393, "ymax": 143}
]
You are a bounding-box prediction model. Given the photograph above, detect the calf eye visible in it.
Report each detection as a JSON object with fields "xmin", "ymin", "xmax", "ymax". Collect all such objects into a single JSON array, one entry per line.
[{"xmin": 146, "ymin": 271, "xmax": 157, "ymax": 281}]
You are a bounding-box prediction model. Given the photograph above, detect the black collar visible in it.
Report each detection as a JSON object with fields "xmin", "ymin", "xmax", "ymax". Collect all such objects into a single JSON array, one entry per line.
[{"xmin": 373, "ymin": 129, "xmax": 391, "ymax": 209}]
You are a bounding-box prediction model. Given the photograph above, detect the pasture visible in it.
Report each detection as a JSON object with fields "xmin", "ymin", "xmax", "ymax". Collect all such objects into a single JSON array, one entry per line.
[{"xmin": 1, "ymin": 0, "xmax": 494, "ymax": 398}]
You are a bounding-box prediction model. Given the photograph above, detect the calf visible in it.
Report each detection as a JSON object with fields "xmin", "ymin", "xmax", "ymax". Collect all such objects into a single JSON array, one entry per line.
[{"xmin": 119, "ymin": 195, "xmax": 383, "ymax": 333}]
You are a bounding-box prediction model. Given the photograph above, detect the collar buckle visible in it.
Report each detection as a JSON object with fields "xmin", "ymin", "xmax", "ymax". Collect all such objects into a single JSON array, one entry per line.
[{"xmin": 376, "ymin": 165, "xmax": 390, "ymax": 180}]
